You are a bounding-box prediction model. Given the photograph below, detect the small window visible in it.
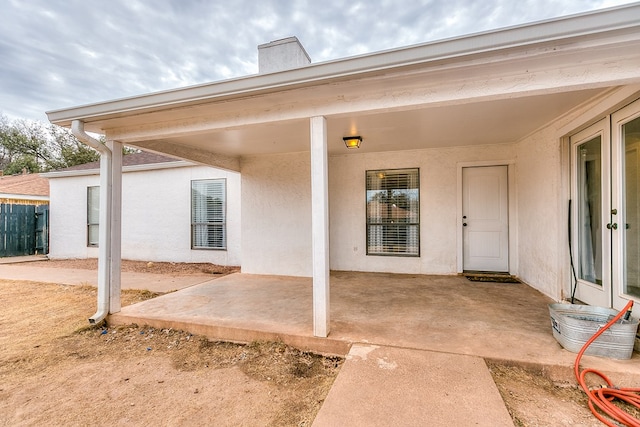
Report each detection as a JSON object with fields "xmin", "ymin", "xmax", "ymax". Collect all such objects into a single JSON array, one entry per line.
[
  {"xmin": 366, "ymin": 168, "xmax": 419, "ymax": 256},
  {"xmin": 87, "ymin": 186, "xmax": 99, "ymax": 247},
  {"xmin": 191, "ymin": 179, "xmax": 226, "ymax": 250}
]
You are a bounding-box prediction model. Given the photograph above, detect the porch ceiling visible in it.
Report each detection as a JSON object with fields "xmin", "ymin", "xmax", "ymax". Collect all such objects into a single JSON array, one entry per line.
[{"xmin": 130, "ymin": 88, "xmax": 603, "ymax": 157}]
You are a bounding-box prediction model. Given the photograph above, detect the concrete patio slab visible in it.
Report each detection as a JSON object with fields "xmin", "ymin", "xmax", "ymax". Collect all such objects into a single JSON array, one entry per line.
[
  {"xmin": 312, "ymin": 344, "xmax": 514, "ymax": 427},
  {"xmin": 108, "ymin": 271, "xmax": 640, "ymax": 384}
]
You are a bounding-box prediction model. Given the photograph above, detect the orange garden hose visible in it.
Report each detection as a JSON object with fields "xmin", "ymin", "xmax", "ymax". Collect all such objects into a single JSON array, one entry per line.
[{"xmin": 574, "ymin": 300, "xmax": 640, "ymax": 426}]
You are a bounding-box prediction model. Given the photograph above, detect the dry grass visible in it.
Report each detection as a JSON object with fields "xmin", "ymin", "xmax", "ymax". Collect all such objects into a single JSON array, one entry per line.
[
  {"xmin": 0, "ymin": 279, "xmax": 341, "ymax": 426},
  {"xmin": 29, "ymin": 258, "xmax": 240, "ymax": 276}
]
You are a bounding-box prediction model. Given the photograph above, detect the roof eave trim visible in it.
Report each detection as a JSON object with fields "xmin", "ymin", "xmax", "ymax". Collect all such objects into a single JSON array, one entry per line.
[
  {"xmin": 0, "ymin": 193, "xmax": 49, "ymax": 201},
  {"xmin": 41, "ymin": 160, "xmax": 193, "ymax": 178}
]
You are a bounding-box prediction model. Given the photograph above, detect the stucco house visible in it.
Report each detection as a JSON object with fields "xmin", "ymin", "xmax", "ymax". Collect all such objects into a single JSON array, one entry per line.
[
  {"xmin": 42, "ymin": 151, "xmax": 241, "ymax": 265},
  {"xmin": 46, "ymin": 4, "xmax": 640, "ymax": 337}
]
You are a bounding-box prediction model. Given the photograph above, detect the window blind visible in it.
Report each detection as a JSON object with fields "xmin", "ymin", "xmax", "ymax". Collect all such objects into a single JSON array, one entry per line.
[
  {"xmin": 366, "ymin": 169, "xmax": 419, "ymax": 256},
  {"xmin": 87, "ymin": 186, "xmax": 99, "ymax": 247},
  {"xmin": 191, "ymin": 179, "xmax": 226, "ymax": 249}
]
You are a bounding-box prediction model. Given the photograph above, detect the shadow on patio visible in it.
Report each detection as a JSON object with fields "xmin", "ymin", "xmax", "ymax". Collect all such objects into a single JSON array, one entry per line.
[{"xmin": 109, "ymin": 271, "xmax": 640, "ymax": 380}]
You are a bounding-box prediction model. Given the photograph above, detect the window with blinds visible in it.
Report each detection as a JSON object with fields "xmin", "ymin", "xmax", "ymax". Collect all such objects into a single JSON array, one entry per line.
[
  {"xmin": 87, "ymin": 186, "xmax": 99, "ymax": 247},
  {"xmin": 191, "ymin": 179, "xmax": 226, "ymax": 250},
  {"xmin": 366, "ymin": 168, "xmax": 419, "ymax": 256}
]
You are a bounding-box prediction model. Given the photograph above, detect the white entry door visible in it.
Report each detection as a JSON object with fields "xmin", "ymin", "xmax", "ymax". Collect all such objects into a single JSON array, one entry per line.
[{"xmin": 462, "ymin": 166, "xmax": 509, "ymax": 272}]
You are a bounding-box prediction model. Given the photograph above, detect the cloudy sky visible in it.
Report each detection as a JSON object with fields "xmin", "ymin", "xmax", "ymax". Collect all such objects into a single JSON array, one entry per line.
[{"xmin": 0, "ymin": 0, "xmax": 635, "ymax": 123}]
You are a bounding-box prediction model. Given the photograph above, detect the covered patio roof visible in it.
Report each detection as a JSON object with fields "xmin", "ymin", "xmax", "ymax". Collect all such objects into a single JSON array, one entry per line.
[{"xmin": 46, "ymin": 4, "xmax": 640, "ymax": 167}]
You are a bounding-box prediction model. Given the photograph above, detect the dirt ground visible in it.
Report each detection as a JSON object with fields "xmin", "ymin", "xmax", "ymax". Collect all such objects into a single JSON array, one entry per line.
[
  {"xmin": 28, "ymin": 257, "xmax": 240, "ymax": 276},
  {"xmin": 489, "ymin": 362, "xmax": 616, "ymax": 427},
  {"xmin": 2, "ymin": 258, "xmax": 638, "ymax": 426},
  {"xmin": 0, "ymin": 272, "xmax": 340, "ymax": 426}
]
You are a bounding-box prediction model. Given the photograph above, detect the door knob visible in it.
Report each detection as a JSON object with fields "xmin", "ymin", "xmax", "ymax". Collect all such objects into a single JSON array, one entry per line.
[
  {"xmin": 607, "ymin": 223, "xmax": 618, "ymax": 230},
  {"xmin": 463, "ymin": 223, "xmax": 467, "ymax": 227}
]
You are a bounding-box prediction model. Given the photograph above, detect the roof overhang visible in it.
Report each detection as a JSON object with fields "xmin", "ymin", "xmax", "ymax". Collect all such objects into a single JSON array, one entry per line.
[{"xmin": 46, "ymin": 3, "xmax": 640, "ymax": 163}]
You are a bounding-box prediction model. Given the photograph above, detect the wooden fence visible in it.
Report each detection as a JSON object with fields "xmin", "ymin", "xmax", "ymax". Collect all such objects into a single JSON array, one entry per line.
[{"xmin": 0, "ymin": 203, "xmax": 49, "ymax": 257}]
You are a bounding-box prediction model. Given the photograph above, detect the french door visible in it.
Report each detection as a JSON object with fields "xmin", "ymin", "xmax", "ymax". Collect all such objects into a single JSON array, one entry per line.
[
  {"xmin": 612, "ymin": 100, "xmax": 640, "ymax": 312},
  {"xmin": 571, "ymin": 119, "xmax": 610, "ymax": 307},
  {"xmin": 571, "ymin": 99, "xmax": 640, "ymax": 313}
]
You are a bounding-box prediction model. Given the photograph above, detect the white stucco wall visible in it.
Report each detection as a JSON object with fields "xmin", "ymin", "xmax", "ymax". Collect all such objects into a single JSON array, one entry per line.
[
  {"xmin": 330, "ymin": 145, "xmax": 517, "ymax": 274},
  {"xmin": 48, "ymin": 165, "xmax": 241, "ymax": 265},
  {"xmin": 49, "ymin": 174, "xmax": 99, "ymax": 260},
  {"xmin": 241, "ymin": 152, "xmax": 312, "ymax": 276},
  {"xmin": 514, "ymin": 127, "xmax": 563, "ymax": 299},
  {"xmin": 241, "ymin": 145, "xmax": 517, "ymax": 277}
]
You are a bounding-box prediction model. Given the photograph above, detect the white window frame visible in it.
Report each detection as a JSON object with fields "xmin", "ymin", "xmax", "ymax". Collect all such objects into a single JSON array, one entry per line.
[
  {"xmin": 87, "ymin": 186, "xmax": 99, "ymax": 247},
  {"xmin": 191, "ymin": 179, "xmax": 226, "ymax": 250},
  {"xmin": 366, "ymin": 168, "xmax": 420, "ymax": 256}
]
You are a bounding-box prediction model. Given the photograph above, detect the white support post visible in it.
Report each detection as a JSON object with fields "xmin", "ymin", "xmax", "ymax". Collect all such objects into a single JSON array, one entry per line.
[
  {"xmin": 107, "ymin": 140, "xmax": 123, "ymax": 313},
  {"xmin": 310, "ymin": 116, "xmax": 330, "ymax": 337}
]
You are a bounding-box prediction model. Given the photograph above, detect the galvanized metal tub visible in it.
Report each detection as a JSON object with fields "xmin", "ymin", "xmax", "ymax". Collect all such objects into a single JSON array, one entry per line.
[{"xmin": 548, "ymin": 303, "xmax": 639, "ymax": 360}]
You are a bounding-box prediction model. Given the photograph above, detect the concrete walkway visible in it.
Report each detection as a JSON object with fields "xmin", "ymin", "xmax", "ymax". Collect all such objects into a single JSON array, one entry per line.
[
  {"xmin": 0, "ymin": 259, "xmax": 212, "ymax": 292},
  {"xmin": 313, "ymin": 344, "xmax": 513, "ymax": 427}
]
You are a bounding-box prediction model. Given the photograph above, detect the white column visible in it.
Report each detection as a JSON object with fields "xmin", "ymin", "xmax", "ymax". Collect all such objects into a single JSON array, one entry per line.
[
  {"xmin": 310, "ymin": 116, "xmax": 330, "ymax": 337},
  {"xmin": 107, "ymin": 140, "xmax": 123, "ymax": 313}
]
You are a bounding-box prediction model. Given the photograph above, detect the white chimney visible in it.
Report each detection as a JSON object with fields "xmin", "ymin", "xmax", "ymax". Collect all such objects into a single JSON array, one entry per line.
[{"xmin": 258, "ymin": 36, "xmax": 311, "ymax": 74}]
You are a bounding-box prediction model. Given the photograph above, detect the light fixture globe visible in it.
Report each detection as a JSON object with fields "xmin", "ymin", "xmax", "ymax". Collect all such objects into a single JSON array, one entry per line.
[{"xmin": 343, "ymin": 135, "xmax": 362, "ymax": 149}]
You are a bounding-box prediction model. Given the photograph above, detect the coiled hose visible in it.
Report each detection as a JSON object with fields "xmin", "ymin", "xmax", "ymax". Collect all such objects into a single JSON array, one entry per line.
[{"xmin": 574, "ymin": 300, "xmax": 640, "ymax": 426}]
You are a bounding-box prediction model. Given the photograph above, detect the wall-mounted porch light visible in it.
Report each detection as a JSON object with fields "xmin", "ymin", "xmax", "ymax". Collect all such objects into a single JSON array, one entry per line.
[{"xmin": 343, "ymin": 135, "xmax": 362, "ymax": 149}]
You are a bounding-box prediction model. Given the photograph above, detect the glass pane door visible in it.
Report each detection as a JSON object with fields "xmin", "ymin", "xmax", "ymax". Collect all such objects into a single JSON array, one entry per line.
[
  {"xmin": 622, "ymin": 116, "xmax": 640, "ymax": 297},
  {"xmin": 571, "ymin": 118, "xmax": 611, "ymax": 308},
  {"xmin": 612, "ymin": 99, "xmax": 640, "ymax": 313},
  {"xmin": 577, "ymin": 135, "xmax": 603, "ymax": 285}
]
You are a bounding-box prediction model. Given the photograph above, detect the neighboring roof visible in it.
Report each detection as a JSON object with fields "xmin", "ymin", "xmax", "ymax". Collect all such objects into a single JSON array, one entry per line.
[
  {"xmin": 41, "ymin": 150, "xmax": 192, "ymax": 179},
  {"xmin": 0, "ymin": 173, "xmax": 49, "ymax": 198},
  {"xmin": 59, "ymin": 151, "xmax": 182, "ymax": 172}
]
